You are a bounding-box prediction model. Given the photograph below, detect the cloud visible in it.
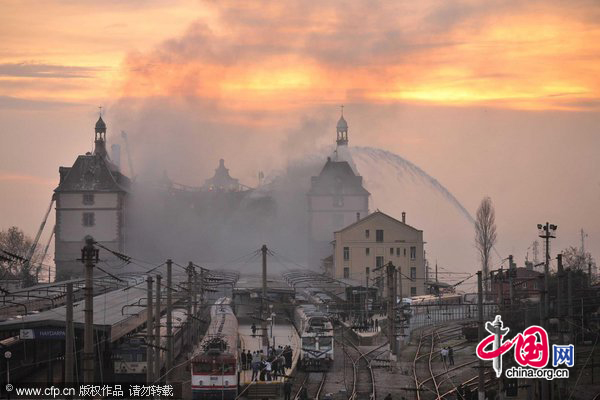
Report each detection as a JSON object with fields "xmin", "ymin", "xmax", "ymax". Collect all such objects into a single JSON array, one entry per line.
[{"xmin": 0, "ymin": 62, "xmax": 103, "ymax": 78}]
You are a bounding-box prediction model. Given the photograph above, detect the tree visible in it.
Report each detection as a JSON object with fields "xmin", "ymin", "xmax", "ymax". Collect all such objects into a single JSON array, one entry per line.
[
  {"xmin": 0, "ymin": 226, "xmax": 44, "ymax": 287},
  {"xmin": 562, "ymin": 246, "xmax": 595, "ymax": 272},
  {"xmin": 475, "ymin": 197, "xmax": 497, "ymax": 293}
]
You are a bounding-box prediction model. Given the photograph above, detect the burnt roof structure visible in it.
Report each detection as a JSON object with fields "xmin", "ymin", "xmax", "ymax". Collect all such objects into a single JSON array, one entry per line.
[
  {"xmin": 308, "ymin": 157, "xmax": 370, "ymax": 196},
  {"xmin": 203, "ymin": 159, "xmax": 241, "ymax": 192}
]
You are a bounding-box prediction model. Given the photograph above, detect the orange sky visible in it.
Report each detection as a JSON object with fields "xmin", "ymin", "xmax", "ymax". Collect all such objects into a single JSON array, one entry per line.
[
  {"xmin": 1, "ymin": 0, "xmax": 599, "ymax": 277},
  {"xmin": 1, "ymin": 1, "xmax": 599, "ymax": 111}
]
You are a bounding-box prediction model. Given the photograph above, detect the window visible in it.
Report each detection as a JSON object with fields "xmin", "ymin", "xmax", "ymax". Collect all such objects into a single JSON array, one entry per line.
[
  {"xmin": 410, "ymin": 246, "xmax": 416, "ymax": 260},
  {"xmin": 376, "ymin": 229, "xmax": 384, "ymax": 242},
  {"xmin": 333, "ymin": 196, "xmax": 344, "ymax": 207},
  {"xmin": 365, "ymin": 229, "xmax": 370, "ymax": 238},
  {"xmin": 376, "ymin": 256, "xmax": 384, "ymax": 269},
  {"xmin": 410, "ymin": 267, "xmax": 417, "ymax": 280},
  {"xmin": 343, "ymin": 247, "xmax": 350, "ymax": 261},
  {"xmin": 82, "ymin": 212, "xmax": 95, "ymax": 227},
  {"xmin": 410, "ymin": 287, "xmax": 417, "ymax": 296},
  {"xmin": 83, "ymin": 193, "xmax": 94, "ymax": 205},
  {"xmin": 390, "ymin": 248, "xmax": 394, "ymax": 255},
  {"xmin": 365, "ymin": 267, "xmax": 370, "ymax": 276},
  {"xmin": 365, "ymin": 248, "xmax": 370, "ymax": 256},
  {"xmin": 343, "ymin": 267, "xmax": 350, "ymax": 279},
  {"xmin": 404, "ymin": 248, "xmax": 406, "ymax": 257},
  {"xmin": 396, "ymin": 247, "xmax": 400, "ymax": 256}
]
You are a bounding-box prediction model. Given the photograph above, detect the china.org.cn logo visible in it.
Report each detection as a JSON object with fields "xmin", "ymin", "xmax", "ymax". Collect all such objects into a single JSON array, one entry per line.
[{"xmin": 476, "ymin": 315, "xmax": 574, "ymax": 380}]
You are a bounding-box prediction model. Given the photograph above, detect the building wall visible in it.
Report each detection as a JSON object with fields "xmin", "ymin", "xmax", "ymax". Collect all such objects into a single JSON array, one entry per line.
[
  {"xmin": 308, "ymin": 194, "xmax": 368, "ymax": 265},
  {"xmin": 333, "ymin": 213, "xmax": 425, "ymax": 297},
  {"xmin": 55, "ymin": 192, "xmax": 124, "ymax": 279}
]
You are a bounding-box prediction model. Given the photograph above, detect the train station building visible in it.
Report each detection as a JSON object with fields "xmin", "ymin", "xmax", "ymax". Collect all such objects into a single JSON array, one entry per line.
[{"xmin": 331, "ymin": 210, "xmax": 426, "ymax": 297}]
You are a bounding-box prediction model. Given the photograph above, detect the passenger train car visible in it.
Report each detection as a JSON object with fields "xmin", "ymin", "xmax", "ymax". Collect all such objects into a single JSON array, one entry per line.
[
  {"xmin": 408, "ymin": 293, "xmax": 464, "ymax": 315},
  {"xmin": 113, "ymin": 310, "xmax": 188, "ymax": 382},
  {"xmin": 293, "ymin": 304, "xmax": 334, "ymax": 371},
  {"xmin": 191, "ymin": 297, "xmax": 239, "ymax": 400}
]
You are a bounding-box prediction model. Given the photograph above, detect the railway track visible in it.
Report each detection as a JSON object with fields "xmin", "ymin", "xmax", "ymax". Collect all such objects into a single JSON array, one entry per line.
[
  {"xmin": 412, "ymin": 325, "xmax": 496, "ymax": 400},
  {"xmin": 336, "ymin": 329, "xmax": 388, "ymax": 400},
  {"xmin": 293, "ymin": 371, "xmax": 328, "ymax": 400}
]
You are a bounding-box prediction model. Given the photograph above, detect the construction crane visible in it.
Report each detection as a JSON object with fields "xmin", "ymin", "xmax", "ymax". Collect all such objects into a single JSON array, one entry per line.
[
  {"xmin": 24, "ymin": 196, "xmax": 55, "ymax": 279},
  {"xmin": 121, "ymin": 130, "xmax": 135, "ymax": 178}
]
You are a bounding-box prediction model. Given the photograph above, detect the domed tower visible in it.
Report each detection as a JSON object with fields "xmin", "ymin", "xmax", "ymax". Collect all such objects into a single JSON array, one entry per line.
[
  {"xmin": 94, "ymin": 115, "xmax": 108, "ymax": 158},
  {"xmin": 336, "ymin": 107, "xmax": 348, "ymax": 146}
]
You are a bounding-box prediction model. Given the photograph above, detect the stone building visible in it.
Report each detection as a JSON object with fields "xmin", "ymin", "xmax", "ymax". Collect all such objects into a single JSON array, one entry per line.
[
  {"xmin": 54, "ymin": 116, "xmax": 130, "ymax": 279},
  {"xmin": 332, "ymin": 210, "xmax": 426, "ymax": 297}
]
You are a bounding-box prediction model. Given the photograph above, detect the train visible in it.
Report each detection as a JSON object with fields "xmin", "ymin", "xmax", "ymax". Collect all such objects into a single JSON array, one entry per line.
[
  {"xmin": 293, "ymin": 304, "xmax": 334, "ymax": 371},
  {"xmin": 191, "ymin": 297, "xmax": 239, "ymax": 400},
  {"xmin": 112, "ymin": 310, "xmax": 188, "ymax": 382},
  {"xmin": 409, "ymin": 293, "xmax": 464, "ymax": 310}
]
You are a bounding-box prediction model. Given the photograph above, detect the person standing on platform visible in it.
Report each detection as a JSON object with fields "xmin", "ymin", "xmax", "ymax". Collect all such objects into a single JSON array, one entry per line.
[
  {"xmin": 265, "ymin": 360, "xmax": 272, "ymax": 381},
  {"xmin": 283, "ymin": 379, "xmax": 292, "ymax": 400},
  {"xmin": 375, "ymin": 319, "xmax": 379, "ymax": 332},
  {"xmin": 251, "ymin": 322, "xmax": 257, "ymax": 336},
  {"xmin": 247, "ymin": 350, "xmax": 252, "ymax": 369},
  {"xmin": 251, "ymin": 353, "xmax": 260, "ymax": 381},
  {"xmin": 448, "ymin": 346, "xmax": 454, "ymax": 366},
  {"xmin": 284, "ymin": 346, "xmax": 292, "ymax": 369},
  {"xmin": 241, "ymin": 349, "xmax": 247, "ymax": 370}
]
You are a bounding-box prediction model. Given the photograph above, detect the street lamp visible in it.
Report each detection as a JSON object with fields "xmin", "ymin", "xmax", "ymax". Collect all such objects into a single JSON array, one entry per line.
[
  {"xmin": 537, "ymin": 224, "xmax": 557, "ymax": 400},
  {"xmin": 4, "ymin": 350, "xmax": 11, "ymax": 388}
]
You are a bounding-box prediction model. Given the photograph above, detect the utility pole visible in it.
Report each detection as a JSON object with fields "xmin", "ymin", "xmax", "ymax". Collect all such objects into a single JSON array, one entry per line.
[
  {"xmin": 398, "ymin": 266, "xmax": 404, "ymax": 347},
  {"xmin": 82, "ymin": 238, "xmax": 97, "ymax": 384},
  {"xmin": 146, "ymin": 276, "xmax": 154, "ymax": 384},
  {"xmin": 557, "ymin": 254, "xmax": 563, "ymax": 344},
  {"xmin": 166, "ymin": 259, "xmax": 173, "ymax": 382},
  {"xmin": 568, "ymin": 268, "xmax": 573, "ymax": 342},
  {"xmin": 386, "ymin": 262, "xmax": 396, "ymax": 355},
  {"xmin": 187, "ymin": 262, "xmax": 193, "ymax": 349},
  {"xmin": 65, "ymin": 282, "xmax": 74, "ymax": 383},
  {"xmin": 477, "ymin": 271, "xmax": 485, "ymax": 400},
  {"xmin": 508, "ymin": 255, "xmax": 514, "ymax": 307},
  {"xmin": 261, "ymin": 245, "xmax": 269, "ymax": 351},
  {"xmin": 537, "ymin": 222, "xmax": 556, "ymax": 400},
  {"xmin": 365, "ymin": 267, "xmax": 370, "ymax": 324},
  {"xmin": 193, "ymin": 269, "xmax": 199, "ymax": 343},
  {"xmin": 154, "ymin": 274, "xmax": 162, "ymax": 382}
]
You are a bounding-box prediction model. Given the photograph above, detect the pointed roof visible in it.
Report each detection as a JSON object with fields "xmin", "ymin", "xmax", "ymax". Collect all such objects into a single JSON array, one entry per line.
[
  {"xmin": 55, "ymin": 154, "xmax": 130, "ymax": 193},
  {"xmin": 95, "ymin": 116, "xmax": 106, "ymax": 134},
  {"xmin": 335, "ymin": 210, "xmax": 422, "ymax": 234},
  {"xmin": 308, "ymin": 157, "xmax": 369, "ymax": 196},
  {"xmin": 203, "ymin": 159, "xmax": 240, "ymax": 191},
  {"xmin": 337, "ymin": 115, "xmax": 348, "ymax": 131}
]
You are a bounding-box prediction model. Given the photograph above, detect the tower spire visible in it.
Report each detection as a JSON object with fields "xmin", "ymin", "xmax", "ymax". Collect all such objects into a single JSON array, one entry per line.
[
  {"xmin": 336, "ymin": 106, "xmax": 348, "ymax": 146},
  {"xmin": 94, "ymin": 108, "xmax": 107, "ymax": 158}
]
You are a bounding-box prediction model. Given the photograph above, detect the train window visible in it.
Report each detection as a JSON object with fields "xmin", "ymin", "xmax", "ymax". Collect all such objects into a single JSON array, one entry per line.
[
  {"xmin": 302, "ymin": 337, "xmax": 317, "ymax": 349},
  {"xmin": 319, "ymin": 337, "xmax": 332, "ymax": 349}
]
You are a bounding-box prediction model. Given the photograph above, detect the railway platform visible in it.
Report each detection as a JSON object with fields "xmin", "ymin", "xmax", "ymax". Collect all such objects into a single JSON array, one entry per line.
[{"xmin": 238, "ymin": 322, "xmax": 300, "ymax": 398}]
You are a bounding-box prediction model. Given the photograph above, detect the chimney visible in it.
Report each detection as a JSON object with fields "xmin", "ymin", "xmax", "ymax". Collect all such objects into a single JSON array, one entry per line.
[
  {"xmin": 111, "ymin": 144, "xmax": 121, "ymax": 170},
  {"xmin": 402, "ymin": 212, "xmax": 406, "ymax": 223},
  {"xmin": 356, "ymin": 212, "xmax": 360, "ymax": 222}
]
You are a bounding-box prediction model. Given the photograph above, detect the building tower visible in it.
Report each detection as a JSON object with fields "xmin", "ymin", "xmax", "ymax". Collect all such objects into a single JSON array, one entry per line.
[
  {"xmin": 307, "ymin": 110, "xmax": 369, "ymax": 268},
  {"xmin": 54, "ymin": 115, "xmax": 130, "ymax": 280},
  {"xmin": 336, "ymin": 107, "xmax": 348, "ymax": 146}
]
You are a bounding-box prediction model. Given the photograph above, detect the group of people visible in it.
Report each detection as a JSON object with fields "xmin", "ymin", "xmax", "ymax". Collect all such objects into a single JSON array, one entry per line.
[
  {"xmin": 353, "ymin": 317, "xmax": 380, "ymax": 333},
  {"xmin": 440, "ymin": 346, "xmax": 455, "ymax": 366},
  {"xmin": 241, "ymin": 345, "xmax": 294, "ymax": 382}
]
